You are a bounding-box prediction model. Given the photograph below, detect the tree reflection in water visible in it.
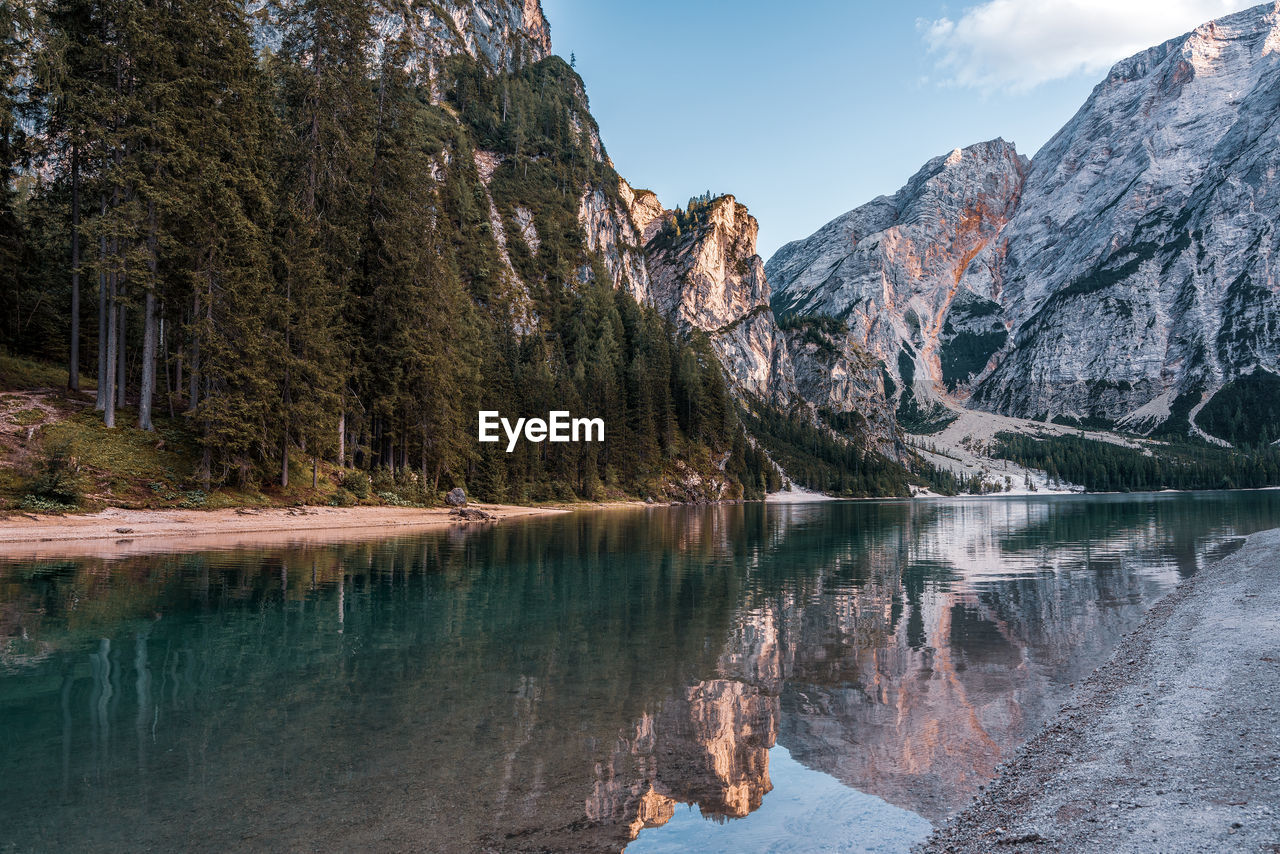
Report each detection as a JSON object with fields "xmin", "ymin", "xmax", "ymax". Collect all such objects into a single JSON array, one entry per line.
[{"xmin": 0, "ymin": 491, "xmax": 1276, "ymax": 853}]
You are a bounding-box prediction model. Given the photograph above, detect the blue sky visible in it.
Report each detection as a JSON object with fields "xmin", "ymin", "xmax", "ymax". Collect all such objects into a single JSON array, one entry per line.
[{"xmin": 541, "ymin": 0, "xmax": 1253, "ymax": 259}]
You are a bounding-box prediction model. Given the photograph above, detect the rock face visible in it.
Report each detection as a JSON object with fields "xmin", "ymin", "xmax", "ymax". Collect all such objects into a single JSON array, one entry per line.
[
  {"xmin": 629, "ymin": 193, "xmax": 911, "ymax": 454},
  {"xmin": 768, "ymin": 140, "xmax": 1027, "ymax": 415},
  {"xmin": 784, "ymin": 322, "xmax": 901, "ymax": 456},
  {"xmin": 962, "ymin": 3, "xmax": 1280, "ymax": 427},
  {"xmin": 579, "ymin": 179, "xmax": 652, "ymax": 301},
  {"xmin": 771, "ymin": 4, "xmax": 1280, "ymax": 436},
  {"xmin": 643, "ymin": 196, "xmax": 797, "ymax": 406},
  {"xmin": 369, "ymin": 0, "xmax": 551, "ymax": 76}
]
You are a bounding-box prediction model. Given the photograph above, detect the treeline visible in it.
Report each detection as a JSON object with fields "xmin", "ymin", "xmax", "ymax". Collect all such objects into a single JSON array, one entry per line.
[
  {"xmin": 992, "ymin": 432, "xmax": 1280, "ymax": 492},
  {"xmin": 740, "ymin": 403, "xmax": 910, "ymax": 498},
  {"xmin": 1195, "ymin": 371, "xmax": 1280, "ymax": 449},
  {"xmin": 650, "ymin": 191, "xmax": 721, "ymax": 248},
  {"xmin": 0, "ymin": 0, "xmax": 775, "ymax": 502}
]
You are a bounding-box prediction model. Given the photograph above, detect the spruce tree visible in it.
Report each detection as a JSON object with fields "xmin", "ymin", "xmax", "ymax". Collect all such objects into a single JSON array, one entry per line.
[{"xmin": 268, "ymin": 0, "xmax": 373, "ymax": 487}]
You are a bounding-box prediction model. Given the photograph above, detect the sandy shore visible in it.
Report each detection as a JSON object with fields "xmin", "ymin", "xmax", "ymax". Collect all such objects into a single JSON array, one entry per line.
[
  {"xmin": 918, "ymin": 528, "xmax": 1280, "ymax": 853},
  {"xmin": 0, "ymin": 503, "xmax": 592, "ymax": 559}
]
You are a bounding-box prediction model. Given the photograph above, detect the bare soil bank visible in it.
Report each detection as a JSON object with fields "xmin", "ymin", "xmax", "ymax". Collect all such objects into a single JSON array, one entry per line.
[
  {"xmin": 0, "ymin": 502, "xmax": 610, "ymax": 559},
  {"xmin": 918, "ymin": 529, "xmax": 1280, "ymax": 853}
]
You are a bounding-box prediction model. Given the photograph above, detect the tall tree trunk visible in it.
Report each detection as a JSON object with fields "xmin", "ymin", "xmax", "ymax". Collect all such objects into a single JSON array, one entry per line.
[
  {"xmin": 187, "ymin": 291, "xmax": 199, "ymax": 412},
  {"xmin": 337, "ymin": 411, "xmax": 345, "ymax": 468},
  {"xmin": 116, "ymin": 300, "xmax": 126, "ymax": 410},
  {"xmin": 281, "ymin": 428, "xmax": 290, "ymax": 489},
  {"xmin": 95, "ymin": 197, "xmax": 108, "ymax": 410},
  {"xmin": 103, "ymin": 272, "xmax": 118, "ymax": 428},
  {"xmin": 138, "ymin": 200, "xmax": 159, "ymax": 432},
  {"xmin": 68, "ymin": 144, "xmax": 81, "ymax": 392},
  {"xmin": 421, "ymin": 425, "xmax": 428, "ymax": 483},
  {"xmin": 162, "ymin": 316, "xmax": 174, "ymax": 418},
  {"xmin": 312, "ymin": 456, "xmax": 318, "ymax": 489},
  {"xmin": 139, "ymin": 289, "xmax": 157, "ymax": 431}
]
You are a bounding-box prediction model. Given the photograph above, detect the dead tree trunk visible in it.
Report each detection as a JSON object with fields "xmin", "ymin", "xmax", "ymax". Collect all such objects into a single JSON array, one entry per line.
[
  {"xmin": 68, "ymin": 144, "xmax": 81, "ymax": 392},
  {"xmin": 95, "ymin": 197, "xmax": 108, "ymax": 411}
]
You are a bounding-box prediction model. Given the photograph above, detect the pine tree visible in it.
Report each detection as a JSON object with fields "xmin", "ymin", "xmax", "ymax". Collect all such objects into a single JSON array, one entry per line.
[
  {"xmin": 268, "ymin": 0, "xmax": 374, "ymax": 487},
  {"xmin": 169, "ymin": 0, "xmax": 278, "ymax": 483}
]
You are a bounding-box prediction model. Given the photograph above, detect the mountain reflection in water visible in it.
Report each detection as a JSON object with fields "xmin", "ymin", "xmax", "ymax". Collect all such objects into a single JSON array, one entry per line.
[{"xmin": 0, "ymin": 492, "xmax": 1276, "ymax": 853}]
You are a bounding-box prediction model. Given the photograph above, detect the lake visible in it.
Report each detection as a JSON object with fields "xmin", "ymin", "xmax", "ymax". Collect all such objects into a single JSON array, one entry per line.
[{"xmin": 1, "ymin": 492, "xmax": 1277, "ymax": 853}]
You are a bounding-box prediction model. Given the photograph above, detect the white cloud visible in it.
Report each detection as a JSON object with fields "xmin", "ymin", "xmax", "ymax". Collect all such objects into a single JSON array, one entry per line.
[{"xmin": 921, "ymin": 0, "xmax": 1253, "ymax": 92}]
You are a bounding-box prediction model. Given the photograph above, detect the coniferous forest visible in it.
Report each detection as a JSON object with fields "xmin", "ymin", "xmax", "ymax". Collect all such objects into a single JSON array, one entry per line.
[
  {"xmin": 0, "ymin": 0, "xmax": 781, "ymax": 505},
  {"xmin": 5, "ymin": 0, "xmax": 1279, "ymax": 511}
]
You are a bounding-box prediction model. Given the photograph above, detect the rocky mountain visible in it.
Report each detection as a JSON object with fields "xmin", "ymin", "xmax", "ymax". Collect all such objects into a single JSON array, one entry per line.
[
  {"xmin": 770, "ymin": 2, "xmax": 1280, "ymax": 442},
  {"xmin": 966, "ymin": 2, "xmax": 1280, "ymax": 431},
  {"xmin": 768, "ymin": 140, "xmax": 1027, "ymax": 421},
  {"xmin": 641, "ymin": 196, "xmax": 797, "ymax": 406},
  {"xmin": 611, "ymin": 190, "xmax": 907, "ymax": 457},
  {"xmin": 254, "ymin": 0, "xmax": 551, "ymax": 77},
  {"xmin": 372, "ymin": 0, "xmax": 550, "ymax": 78}
]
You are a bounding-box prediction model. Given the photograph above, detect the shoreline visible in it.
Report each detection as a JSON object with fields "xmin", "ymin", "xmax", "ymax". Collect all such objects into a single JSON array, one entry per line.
[
  {"xmin": 2, "ymin": 489, "xmax": 1272, "ymax": 560},
  {"xmin": 0, "ymin": 502, "xmax": 648, "ymax": 560},
  {"xmin": 917, "ymin": 528, "xmax": 1280, "ymax": 852}
]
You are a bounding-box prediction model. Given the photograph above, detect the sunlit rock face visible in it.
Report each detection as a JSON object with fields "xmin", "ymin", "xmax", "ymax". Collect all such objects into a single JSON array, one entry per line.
[
  {"xmin": 772, "ymin": 4, "xmax": 1280, "ymax": 431},
  {"xmin": 963, "ymin": 3, "xmax": 1280, "ymax": 426},
  {"xmin": 369, "ymin": 0, "xmax": 551, "ymax": 76},
  {"xmin": 768, "ymin": 140, "xmax": 1027, "ymax": 410},
  {"xmin": 644, "ymin": 196, "xmax": 797, "ymax": 405},
  {"xmin": 578, "ymin": 179, "xmax": 652, "ymax": 301}
]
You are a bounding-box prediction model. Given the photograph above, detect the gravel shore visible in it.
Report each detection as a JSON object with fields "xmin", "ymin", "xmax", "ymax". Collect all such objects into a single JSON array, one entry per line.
[{"xmin": 918, "ymin": 528, "xmax": 1280, "ymax": 853}]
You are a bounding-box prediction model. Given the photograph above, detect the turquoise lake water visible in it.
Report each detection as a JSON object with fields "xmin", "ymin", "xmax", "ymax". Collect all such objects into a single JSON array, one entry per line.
[{"xmin": 1, "ymin": 491, "xmax": 1277, "ymax": 852}]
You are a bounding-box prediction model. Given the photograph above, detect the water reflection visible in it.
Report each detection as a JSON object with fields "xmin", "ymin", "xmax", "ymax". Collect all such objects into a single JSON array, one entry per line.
[{"xmin": 0, "ymin": 492, "xmax": 1276, "ymax": 853}]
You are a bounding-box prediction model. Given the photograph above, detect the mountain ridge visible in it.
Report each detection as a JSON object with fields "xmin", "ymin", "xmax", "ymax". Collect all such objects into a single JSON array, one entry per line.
[{"xmin": 768, "ymin": 1, "xmax": 1280, "ymax": 447}]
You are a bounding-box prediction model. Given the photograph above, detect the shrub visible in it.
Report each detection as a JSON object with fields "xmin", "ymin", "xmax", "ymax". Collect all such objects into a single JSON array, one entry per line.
[
  {"xmin": 339, "ymin": 470, "xmax": 371, "ymax": 499},
  {"xmin": 25, "ymin": 441, "xmax": 82, "ymax": 507},
  {"xmin": 370, "ymin": 467, "xmax": 396, "ymax": 494},
  {"xmin": 179, "ymin": 490, "xmax": 208, "ymax": 509}
]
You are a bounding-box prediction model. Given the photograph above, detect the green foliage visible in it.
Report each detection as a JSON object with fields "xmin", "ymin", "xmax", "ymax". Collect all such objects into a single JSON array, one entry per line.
[
  {"xmin": 0, "ymin": 10, "xmax": 832, "ymax": 507},
  {"xmin": 19, "ymin": 494, "xmax": 78, "ymax": 513},
  {"xmin": 0, "ymin": 352, "xmax": 93, "ymax": 392},
  {"xmin": 777, "ymin": 314, "xmax": 845, "ymax": 335},
  {"xmin": 740, "ymin": 404, "xmax": 910, "ymax": 498},
  {"xmin": 910, "ymin": 457, "xmax": 1007, "ymax": 496},
  {"xmin": 339, "ymin": 469, "xmax": 371, "ymax": 499},
  {"xmin": 24, "ymin": 439, "xmax": 82, "ymax": 506},
  {"xmin": 779, "ymin": 314, "xmax": 845, "ymax": 357},
  {"xmin": 938, "ymin": 328, "xmax": 1006, "ymax": 390},
  {"xmin": 896, "ymin": 394, "xmax": 958, "ymax": 435},
  {"xmin": 650, "ymin": 192, "xmax": 723, "ymax": 250},
  {"xmin": 991, "ymin": 432, "xmax": 1280, "ymax": 492},
  {"xmin": 1196, "ymin": 370, "xmax": 1280, "ymax": 448}
]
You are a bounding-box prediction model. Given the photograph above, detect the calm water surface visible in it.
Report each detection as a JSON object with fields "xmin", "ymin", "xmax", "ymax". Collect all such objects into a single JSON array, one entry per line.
[{"xmin": 1, "ymin": 492, "xmax": 1278, "ymax": 853}]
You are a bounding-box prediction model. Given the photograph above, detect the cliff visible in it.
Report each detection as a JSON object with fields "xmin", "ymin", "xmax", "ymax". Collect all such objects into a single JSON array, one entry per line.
[
  {"xmin": 770, "ymin": 3, "xmax": 1280, "ymax": 443},
  {"xmin": 643, "ymin": 196, "xmax": 797, "ymax": 406},
  {"xmin": 768, "ymin": 139, "xmax": 1027, "ymax": 420},
  {"xmin": 964, "ymin": 2, "xmax": 1280, "ymax": 431}
]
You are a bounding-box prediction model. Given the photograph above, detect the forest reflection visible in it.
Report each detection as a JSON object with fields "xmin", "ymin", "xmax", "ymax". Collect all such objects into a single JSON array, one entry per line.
[{"xmin": 1, "ymin": 492, "xmax": 1277, "ymax": 853}]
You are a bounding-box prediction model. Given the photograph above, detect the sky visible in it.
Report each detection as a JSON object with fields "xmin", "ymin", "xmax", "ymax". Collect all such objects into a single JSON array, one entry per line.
[{"xmin": 540, "ymin": 0, "xmax": 1255, "ymax": 260}]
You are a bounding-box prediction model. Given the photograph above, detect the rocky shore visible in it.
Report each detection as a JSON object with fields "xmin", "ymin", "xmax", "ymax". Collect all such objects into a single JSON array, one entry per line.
[{"xmin": 918, "ymin": 528, "xmax": 1280, "ymax": 853}]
